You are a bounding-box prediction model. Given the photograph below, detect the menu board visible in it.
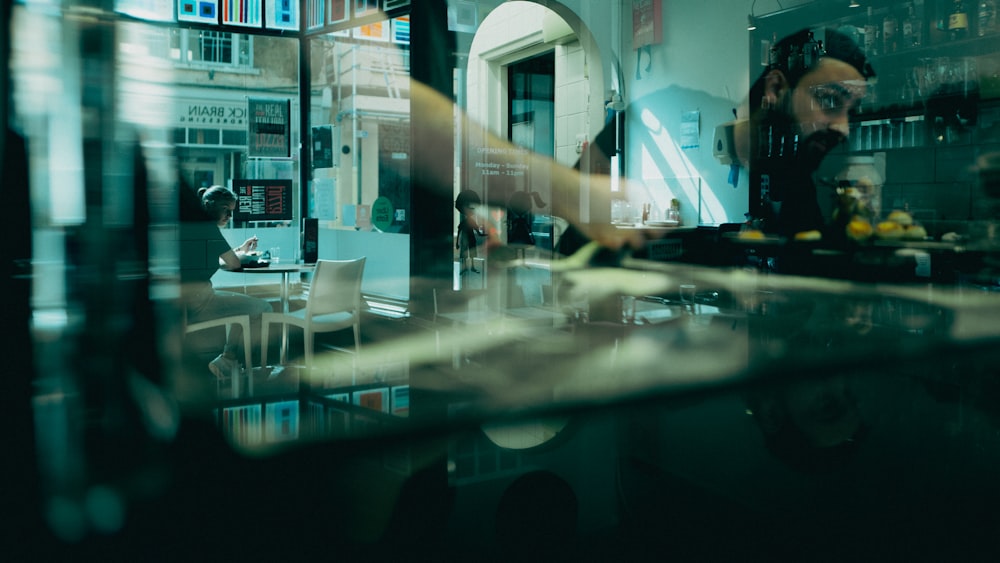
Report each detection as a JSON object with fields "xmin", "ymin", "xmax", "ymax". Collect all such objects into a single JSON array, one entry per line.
[
  {"xmin": 232, "ymin": 179, "xmax": 293, "ymax": 222},
  {"xmin": 247, "ymin": 97, "xmax": 291, "ymax": 158}
]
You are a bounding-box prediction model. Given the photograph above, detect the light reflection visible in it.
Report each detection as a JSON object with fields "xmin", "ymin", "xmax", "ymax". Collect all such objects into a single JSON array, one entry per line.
[
  {"xmin": 9, "ymin": 1, "xmax": 1000, "ymax": 555},
  {"xmin": 638, "ymin": 106, "xmax": 728, "ymax": 224}
]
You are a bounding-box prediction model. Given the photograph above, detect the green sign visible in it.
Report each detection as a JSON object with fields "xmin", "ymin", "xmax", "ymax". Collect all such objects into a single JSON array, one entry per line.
[{"xmin": 371, "ymin": 196, "xmax": 394, "ymax": 231}]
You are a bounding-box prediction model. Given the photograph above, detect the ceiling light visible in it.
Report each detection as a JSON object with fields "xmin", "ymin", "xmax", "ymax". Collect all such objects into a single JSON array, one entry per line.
[
  {"xmin": 747, "ymin": 14, "xmax": 757, "ymax": 31},
  {"xmin": 849, "ymin": 1, "xmax": 861, "ymax": 7}
]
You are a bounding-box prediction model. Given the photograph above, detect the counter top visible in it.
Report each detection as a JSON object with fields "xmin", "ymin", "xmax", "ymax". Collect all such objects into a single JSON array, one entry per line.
[{"xmin": 29, "ymin": 257, "xmax": 1000, "ymax": 561}]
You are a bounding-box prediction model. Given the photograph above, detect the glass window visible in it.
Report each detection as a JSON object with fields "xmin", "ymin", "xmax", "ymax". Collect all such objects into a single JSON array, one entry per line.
[
  {"xmin": 199, "ymin": 31, "xmax": 232, "ymax": 64},
  {"xmin": 168, "ymin": 29, "xmax": 251, "ymax": 68},
  {"xmin": 190, "ymin": 127, "xmax": 220, "ymax": 145},
  {"xmin": 222, "ymin": 129, "xmax": 247, "ymax": 146},
  {"xmin": 305, "ymin": 18, "xmax": 411, "ymax": 301}
]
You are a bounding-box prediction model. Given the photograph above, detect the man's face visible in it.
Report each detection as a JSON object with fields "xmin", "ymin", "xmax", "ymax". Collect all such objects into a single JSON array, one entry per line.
[{"xmin": 786, "ymin": 57, "xmax": 867, "ymax": 168}]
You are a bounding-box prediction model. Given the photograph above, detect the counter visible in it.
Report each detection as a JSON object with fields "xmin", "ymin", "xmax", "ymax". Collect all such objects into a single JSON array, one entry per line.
[{"xmin": 25, "ymin": 257, "xmax": 1000, "ymax": 561}]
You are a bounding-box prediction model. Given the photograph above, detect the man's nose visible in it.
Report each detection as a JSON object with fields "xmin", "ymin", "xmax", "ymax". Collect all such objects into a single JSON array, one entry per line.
[{"xmin": 828, "ymin": 111, "xmax": 851, "ymax": 137}]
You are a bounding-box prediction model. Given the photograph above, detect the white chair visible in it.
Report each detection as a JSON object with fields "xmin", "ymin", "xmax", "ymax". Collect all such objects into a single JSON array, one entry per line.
[
  {"xmin": 261, "ymin": 257, "xmax": 366, "ymax": 374},
  {"xmin": 184, "ymin": 314, "xmax": 253, "ymax": 397}
]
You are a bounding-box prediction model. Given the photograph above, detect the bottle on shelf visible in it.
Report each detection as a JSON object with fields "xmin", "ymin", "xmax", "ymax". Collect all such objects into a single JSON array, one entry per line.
[
  {"xmin": 949, "ymin": 0, "xmax": 970, "ymax": 40},
  {"xmin": 768, "ymin": 32, "xmax": 780, "ymax": 67},
  {"xmin": 803, "ymin": 30, "xmax": 820, "ymax": 68},
  {"xmin": 864, "ymin": 6, "xmax": 879, "ymax": 56},
  {"xmin": 883, "ymin": 8, "xmax": 899, "ymax": 54},
  {"xmin": 978, "ymin": 0, "xmax": 997, "ymax": 35},
  {"xmin": 936, "ymin": 0, "xmax": 949, "ymax": 40},
  {"xmin": 835, "ymin": 156, "xmax": 884, "ymax": 222},
  {"xmin": 902, "ymin": 1, "xmax": 924, "ymax": 48}
]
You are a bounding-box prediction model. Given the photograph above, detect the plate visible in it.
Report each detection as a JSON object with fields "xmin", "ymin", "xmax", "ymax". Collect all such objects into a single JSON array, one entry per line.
[{"xmin": 644, "ymin": 220, "xmax": 680, "ymax": 228}]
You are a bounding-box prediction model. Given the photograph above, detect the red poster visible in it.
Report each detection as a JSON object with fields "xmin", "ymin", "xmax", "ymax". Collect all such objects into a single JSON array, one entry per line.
[
  {"xmin": 330, "ymin": 0, "xmax": 347, "ymax": 23},
  {"xmin": 633, "ymin": 0, "xmax": 662, "ymax": 48}
]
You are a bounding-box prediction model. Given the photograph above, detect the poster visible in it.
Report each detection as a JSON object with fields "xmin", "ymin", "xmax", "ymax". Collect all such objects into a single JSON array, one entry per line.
[
  {"xmin": 221, "ymin": 0, "xmax": 262, "ymax": 27},
  {"xmin": 330, "ymin": 0, "xmax": 347, "ymax": 24},
  {"xmin": 313, "ymin": 177, "xmax": 336, "ymax": 220},
  {"xmin": 311, "ymin": 125, "xmax": 334, "ymax": 168},
  {"xmin": 247, "ymin": 97, "xmax": 291, "ymax": 158},
  {"xmin": 177, "ymin": 0, "xmax": 218, "ymax": 23},
  {"xmin": 371, "ymin": 196, "xmax": 394, "ymax": 231},
  {"xmin": 232, "ymin": 179, "xmax": 293, "ymax": 222},
  {"xmin": 680, "ymin": 110, "xmax": 700, "ymax": 149},
  {"xmin": 632, "ymin": 0, "xmax": 662, "ymax": 48},
  {"xmin": 265, "ymin": 0, "xmax": 298, "ymax": 30}
]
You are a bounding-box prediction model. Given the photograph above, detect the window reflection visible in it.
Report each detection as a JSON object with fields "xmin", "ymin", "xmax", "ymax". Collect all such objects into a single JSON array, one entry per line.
[{"xmin": 11, "ymin": 1, "xmax": 1000, "ymax": 555}]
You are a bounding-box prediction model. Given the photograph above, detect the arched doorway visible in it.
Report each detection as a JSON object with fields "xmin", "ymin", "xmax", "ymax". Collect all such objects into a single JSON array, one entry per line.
[{"xmin": 455, "ymin": 1, "xmax": 608, "ymax": 290}]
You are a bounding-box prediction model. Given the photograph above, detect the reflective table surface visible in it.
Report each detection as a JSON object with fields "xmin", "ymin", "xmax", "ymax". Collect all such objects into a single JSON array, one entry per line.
[{"xmin": 22, "ymin": 256, "xmax": 1000, "ymax": 561}]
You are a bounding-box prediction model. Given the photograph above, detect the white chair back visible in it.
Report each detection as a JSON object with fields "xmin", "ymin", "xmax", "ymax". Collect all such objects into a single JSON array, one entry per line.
[{"xmin": 306, "ymin": 257, "xmax": 366, "ymax": 319}]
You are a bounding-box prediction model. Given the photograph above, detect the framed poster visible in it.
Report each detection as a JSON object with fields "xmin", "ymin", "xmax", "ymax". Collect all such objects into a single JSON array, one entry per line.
[
  {"xmin": 353, "ymin": 387, "xmax": 389, "ymax": 413},
  {"xmin": 264, "ymin": 400, "xmax": 299, "ymax": 443},
  {"xmin": 353, "ymin": 19, "xmax": 389, "ymax": 41},
  {"xmin": 311, "ymin": 125, "xmax": 334, "ymax": 168},
  {"xmin": 306, "ymin": 0, "xmax": 325, "ymax": 30},
  {"xmin": 330, "ymin": 0, "xmax": 348, "ymax": 24},
  {"xmin": 354, "ymin": 0, "xmax": 379, "ymax": 17},
  {"xmin": 232, "ymin": 179, "xmax": 293, "ymax": 222},
  {"xmin": 447, "ymin": 0, "xmax": 477, "ymax": 33},
  {"xmin": 391, "ymin": 15, "xmax": 410, "ymax": 44},
  {"xmin": 265, "ymin": 0, "xmax": 298, "ymax": 30},
  {"xmin": 383, "ymin": 0, "xmax": 409, "ymax": 11},
  {"xmin": 632, "ymin": 0, "xmax": 662, "ymax": 48},
  {"xmin": 221, "ymin": 0, "xmax": 262, "ymax": 27},
  {"xmin": 220, "ymin": 404, "xmax": 262, "ymax": 447},
  {"xmin": 390, "ymin": 385, "xmax": 409, "ymax": 416},
  {"xmin": 247, "ymin": 97, "xmax": 291, "ymax": 158},
  {"xmin": 178, "ymin": 0, "xmax": 218, "ymax": 24}
]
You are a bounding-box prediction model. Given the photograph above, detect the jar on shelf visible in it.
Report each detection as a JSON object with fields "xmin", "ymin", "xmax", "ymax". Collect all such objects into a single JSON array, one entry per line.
[{"xmin": 835, "ymin": 156, "xmax": 884, "ymax": 221}]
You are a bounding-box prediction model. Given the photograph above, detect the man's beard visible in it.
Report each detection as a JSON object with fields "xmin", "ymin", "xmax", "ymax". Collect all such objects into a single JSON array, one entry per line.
[
  {"xmin": 752, "ymin": 107, "xmax": 845, "ymax": 202},
  {"xmin": 798, "ymin": 127, "xmax": 845, "ymax": 171}
]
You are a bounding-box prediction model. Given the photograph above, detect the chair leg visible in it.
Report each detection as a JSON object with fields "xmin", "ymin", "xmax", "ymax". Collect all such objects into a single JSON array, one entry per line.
[
  {"xmin": 304, "ymin": 329, "xmax": 313, "ymax": 376},
  {"xmin": 352, "ymin": 322, "xmax": 361, "ymax": 386},
  {"xmin": 261, "ymin": 317, "xmax": 271, "ymax": 367},
  {"xmin": 240, "ymin": 317, "xmax": 252, "ymax": 396},
  {"xmin": 353, "ymin": 322, "xmax": 361, "ymax": 358}
]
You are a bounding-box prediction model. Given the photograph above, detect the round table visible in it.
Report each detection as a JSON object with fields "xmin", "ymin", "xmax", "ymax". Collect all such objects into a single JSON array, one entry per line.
[{"xmin": 241, "ymin": 262, "xmax": 316, "ymax": 364}]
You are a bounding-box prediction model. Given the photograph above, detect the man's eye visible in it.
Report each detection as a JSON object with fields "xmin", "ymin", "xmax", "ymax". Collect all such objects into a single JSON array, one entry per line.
[{"xmin": 813, "ymin": 91, "xmax": 844, "ymax": 111}]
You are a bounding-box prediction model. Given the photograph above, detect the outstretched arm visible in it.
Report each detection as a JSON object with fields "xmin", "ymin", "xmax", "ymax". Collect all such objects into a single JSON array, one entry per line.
[{"xmin": 409, "ymin": 80, "xmax": 645, "ymax": 252}]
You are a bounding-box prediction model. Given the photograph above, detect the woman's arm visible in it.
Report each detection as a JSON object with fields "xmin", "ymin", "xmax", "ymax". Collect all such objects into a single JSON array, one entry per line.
[
  {"xmin": 218, "ymin": 249, "xmax": 241, "ymax": 271},
  {"xmin": 218, "ymin": 236, "xmax": 257, "ymax": 271}
]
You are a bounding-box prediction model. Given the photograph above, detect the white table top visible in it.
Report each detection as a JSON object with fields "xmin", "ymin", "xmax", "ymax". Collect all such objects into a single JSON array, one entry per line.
[{"xmin": 240, "ymin": 262, "xmax": 316, "ymax": 274}]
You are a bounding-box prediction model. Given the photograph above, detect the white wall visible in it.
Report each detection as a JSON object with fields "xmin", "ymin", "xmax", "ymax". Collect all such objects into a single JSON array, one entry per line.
[
  {"xmin": 556, "ymin": 0, "xmax": 753, "ymax": 226},
  {"xmin": 468, "ymin": 0, "xmax": 754, "ymax": 226}
]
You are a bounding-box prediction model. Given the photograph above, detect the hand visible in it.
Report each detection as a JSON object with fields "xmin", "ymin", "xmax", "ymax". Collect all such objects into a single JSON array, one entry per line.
[{"xmin": 239, "ymin": 236, "xmax": 258, "ymax": 253}]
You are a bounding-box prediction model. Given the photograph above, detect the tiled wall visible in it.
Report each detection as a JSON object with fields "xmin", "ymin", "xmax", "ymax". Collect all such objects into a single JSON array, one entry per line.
[{"xmin": 819, "ymin": 104, "xmax": 1000, "ymax": 238}]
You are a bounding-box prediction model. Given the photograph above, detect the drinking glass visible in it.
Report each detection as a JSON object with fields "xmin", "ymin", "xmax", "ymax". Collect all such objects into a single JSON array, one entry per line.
[
  {"xmin": 621, "ymin": 295, "xmax": 636, "ymax": 324},
  {"xmin": 679, "ymin": 284, "xmax": 696, "ymax": 313}
]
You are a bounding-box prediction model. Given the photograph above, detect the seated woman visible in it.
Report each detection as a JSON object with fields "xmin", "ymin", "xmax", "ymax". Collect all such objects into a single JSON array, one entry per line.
[{"xmin": 180, "ymin": 183, "xmax": 272, "ymax": 378}]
